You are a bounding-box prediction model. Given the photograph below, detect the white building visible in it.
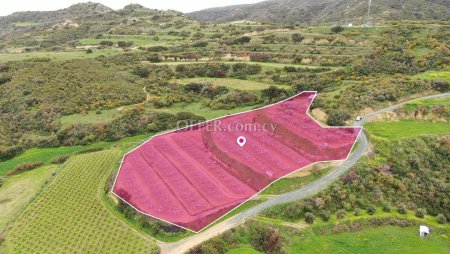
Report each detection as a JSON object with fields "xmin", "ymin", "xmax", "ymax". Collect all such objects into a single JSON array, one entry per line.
[{"xmin": 419, "ymin": 225, "xmax": 430, "ymax": 237}]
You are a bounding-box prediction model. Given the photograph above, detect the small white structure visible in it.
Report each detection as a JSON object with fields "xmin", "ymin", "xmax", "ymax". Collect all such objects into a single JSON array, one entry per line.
[
  {"xmin": 347, "ymin": 23, "xmax": 353, "ymax": 27},
  {"xmin": 419, "ymin": 225, "xmax": 430, "ymax": 237},
  {"xmin": 356, "ymin": 116, "xmax": 363, "ymax": 121}
]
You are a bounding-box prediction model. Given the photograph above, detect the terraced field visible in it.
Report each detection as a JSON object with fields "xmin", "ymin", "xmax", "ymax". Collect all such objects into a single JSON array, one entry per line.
[
  {"xmin": 2, "ymin": 150, "xmax": 159, "ymax": 253},
  {"xmin": 174, "ymin": 77, "xmax": 289, "ymax": 90}
]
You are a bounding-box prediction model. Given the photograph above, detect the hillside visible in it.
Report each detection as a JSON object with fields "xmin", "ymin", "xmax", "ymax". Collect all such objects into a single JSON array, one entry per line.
[
  {"xmin": 188, "ymin": 0, "xmax": 450, "ymax": 24},
  {"xmin": 0, "ymin": 2, "xmax": 113, "ymax": 25},
  {"xmin": 0, "ymin": 2, "xmax": 193, "ymax": 41}
]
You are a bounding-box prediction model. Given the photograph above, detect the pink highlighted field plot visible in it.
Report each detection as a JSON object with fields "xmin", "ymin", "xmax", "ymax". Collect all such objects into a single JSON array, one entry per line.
[{"xmin": 112, "ymin": 92, "xmax": 361, "ymax": 232}]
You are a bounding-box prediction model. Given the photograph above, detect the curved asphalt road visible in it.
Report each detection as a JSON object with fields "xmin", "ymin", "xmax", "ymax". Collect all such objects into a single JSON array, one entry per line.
[{"xmin": 160, "ymin": 92, "xmax": 450, "ymax": 254}]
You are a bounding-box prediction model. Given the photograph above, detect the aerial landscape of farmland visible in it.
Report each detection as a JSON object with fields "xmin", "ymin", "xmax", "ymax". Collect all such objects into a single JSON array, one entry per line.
[
  {"xmin": 0, "ymin": 0, "xmax": 448, "ymax": 253},
  {"xmin": 113, "ymin": 92, "xmax": 360, "ymax": 231}
]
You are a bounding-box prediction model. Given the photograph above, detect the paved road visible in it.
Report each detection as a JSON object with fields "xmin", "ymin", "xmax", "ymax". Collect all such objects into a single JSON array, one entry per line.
[{"xmin": 160, "ymin": 92, "xmax": 450, "ymax": 254}]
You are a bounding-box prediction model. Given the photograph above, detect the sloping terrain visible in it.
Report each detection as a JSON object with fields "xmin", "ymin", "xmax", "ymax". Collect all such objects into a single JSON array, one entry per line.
[
  {"xmin": 188, "ymin": 0, "xmax": 450, "ymax": 24},
  {"xmin": 113, "ymin": 92, "xmax": 360, "ymax": 232},
  {"xmin": 2, "ymin": 150, "xmax": 159, "ymax": 253},
  {"xmin": 0, "ymin": 3, "xmax": 193, "ymax": 41}
]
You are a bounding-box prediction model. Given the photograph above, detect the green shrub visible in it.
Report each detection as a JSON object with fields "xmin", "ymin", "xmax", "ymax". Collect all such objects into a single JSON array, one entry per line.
[
  {"xmin": 327, "ymin": 110, "xmax": 351, "ymax": 126},
  {"xmin": 320, "ymin": 211, "xmax": 330, "ymax": 221},
  {"xmin": 118, "ymin": 41, "xmax": 134, "ymax": 48},
  {"xmin": 331, "ymin": 26, "xmax": 344, "ymax": 34},
  {"xmin": 51, "ymin": 155, "xmax": 70, "ymax": 164},
  {"xmin": 415, "ymin": 208, "xmax": 426, "ymax": 218},
  {"xmin": 249, "ymin": 223, "xmax": 282, "ymax": 254},
  {"xmin": 7, "ymin": 161, "xmax": 45, "ymax": 176},
  {"xmin": 336, "ymin": 209, "xmax": 347, "ymax": 219},
  {"xmin": 436, "ymin": 214, "xmax": 447, "ymax": 224},
  {"xmin": 0, "ymin": 75, "xmax": 11, "ymax": 85},
  {"xmin": 133, "ymin": 67, "xmax": 150, "ymax": 78},
  {"xmin": 305, "ymin": 212, "xmax": 316, "ymax": 224},
  {"xmin": 146, "ymin": 46, "xmax": 168, "ymax": 52},
  {"xmin": 291, "ymin": 33, "xmax": 304, "ymax": 43},
  {"xmin": 233, "ymin": 36, "xmax": 252, "ymax": 44},
  {"xmin": 367, "ymin": 205, "xmax": 376, "ymax": 215},
  {"xmin": 74, "ymin": 147, "xmax": 105, "ymax": 155},
  {"xmin": 354, "ymin": 208, "xmax": 361, "ymax": 216},
  {"xmin": 397, "ymin": 204, "xmax": 407, "ymax": 214},
  {"xmin": 100, "ymin": 41, "xmax": 114, "ymax": 46},
  {"xmin": 192, "ymin": 41, "xmax": 208, "ymax": 47},
  {"xmin": 382, "ymin": 203, "xmax": 391, "ymax": 212}
]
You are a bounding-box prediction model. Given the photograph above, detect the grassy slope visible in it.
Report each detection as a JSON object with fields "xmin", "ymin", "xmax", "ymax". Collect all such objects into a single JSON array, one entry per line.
[
  {"xmin": 226, "ymin": 247, "xmax": 263, "ymax": 254},
  {"xmin": 150, "ymin": 102, "xmax": 262, "ymax": 120},
  {"xmin": 0, "ymin": 165, "xmax": 57, "ymax": 230},
  {"xmin": 175, "ymin": 77, "xmax": 290, "ymax": 90},
  {"xmin": 0, "ymin": 49, "xmax": 123, "ymax": 63},
  {"xmin": 2, "ymin": 149, "xmax": 158, "ymax": 253},
  {"xmin": 403, "ymin": 97, "xmax": 450, "ymax": 111},
  {"xmin": 261, "ymin": 168, "xmax": 332, "ymax": 195},
  {"xmin": 287, "ymin": 226, "xmax": 449, "ymax": 254},
  {"xmin": 60, "ymin": 107, "xmax": 126, "ymax": 125},
  {"xmin": 365, "ymin": 120, "xmax": 450, "ymax": 140},
  {"xmin": 414, "ymin": 71, "xmax": 450, "ymax": 81}
]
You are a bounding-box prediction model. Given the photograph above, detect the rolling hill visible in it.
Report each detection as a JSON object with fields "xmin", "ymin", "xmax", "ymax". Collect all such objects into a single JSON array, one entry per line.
[{"xmin": 188, "ymin": 0, "xmax": 450, "ymax": 24}]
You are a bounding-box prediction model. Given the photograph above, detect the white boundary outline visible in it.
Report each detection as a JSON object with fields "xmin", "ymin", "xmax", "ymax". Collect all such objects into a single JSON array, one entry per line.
[{"xmin": 111, "ymin": 91, "xmax": 363, "ymax": 233}]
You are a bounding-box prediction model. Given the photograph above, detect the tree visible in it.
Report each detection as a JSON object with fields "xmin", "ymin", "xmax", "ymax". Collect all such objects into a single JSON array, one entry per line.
[
  {"xmin": 118, "ymin": 41, "xmax": 134, "ymax": 48},
  {"xmin": 354, "ymin": 208, "xmax": 361, "ymax": 216},
  {"xmin": 291, "ymin": 33, "xmax": 305, "ymax": 43},
  {"xmin": 261, "ymin": 86, "xmax": 288, "ymax": 101},
  {"xmin": 382, "ymin": 203, "xmax": 391, "ymax": 212},
  {"xmin": 192, "ymin": 32, "xmax": 205, "ymax": 40},
  {"xmin": 336, "ymin": 209, "xmax": 347, "ymax": 219},
  {"xmin": 250, "ymin": 224, "xmax": 282, "ymax": 254},
  {"xmin": 327, "ymin": 110, "xmax": 351, "ymax": 126},
  {"xmin": 133, "ymin": 67, "xmax": 150, "ymax": 78},
  {"xmin": 234, "ymin": 36, "xmax": 252, "ymax": 44},
  {"xmin": 100, "ymin": 40, "xmax": 114, "ymax": 47},
  {"xmin": 320, "ymin": 210, "xmax": 330, "ymax": 221},
  {"xmin": 86, "ymin": 49, "xmax": 93, "ymax": 54},
  {"xmin": 415, "ymin": 208, "xmax": 426, "ymax": 218},
  {"xmin": 305, "ymin": 212, "xmax": 316, "ymax": 224},
  {"xmin": 397, "ymin": 204, "xmax": 407, "ymax": 214},
  {"xmin": 436, "ymin": 214, "xmax": 447, "ymax": 224},
  {"xmin": 331, "ymin": 26, "xmax": 344, "ymax": 34},
  {"xmin": 367, "ymin": 205, "xmax": 376, "ymax": 215},
  {"xmin": 192, "ymin": 41, "xmax": 208, "ymax": 47}
]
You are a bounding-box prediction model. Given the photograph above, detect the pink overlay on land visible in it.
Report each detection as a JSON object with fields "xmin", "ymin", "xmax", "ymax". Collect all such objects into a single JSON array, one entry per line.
[{"xmin": 112, "ymin": 92, "xmax": 361, "ymax": 232}]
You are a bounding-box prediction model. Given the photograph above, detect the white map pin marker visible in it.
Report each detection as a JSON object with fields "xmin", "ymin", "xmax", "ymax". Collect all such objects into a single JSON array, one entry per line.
[{"xmin": 237, "ymin": 136, "xmax": 246, "ymax": 147}]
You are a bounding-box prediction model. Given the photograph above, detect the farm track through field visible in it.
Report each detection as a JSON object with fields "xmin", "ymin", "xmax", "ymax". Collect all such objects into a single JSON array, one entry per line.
[{"xmin": 160, "ymin": 92, "xmax": 450, "ymax": 254}]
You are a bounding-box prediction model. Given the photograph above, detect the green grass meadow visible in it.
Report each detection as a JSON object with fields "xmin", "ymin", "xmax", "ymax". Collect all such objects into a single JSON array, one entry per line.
[
  {"xmin": 365, "ymin": 120, "xmax": 450, "ymax": 140},
  {"xmin": 287, "ymin": 226, "xmax": 450, "ymax": 254},
  {"xmin": 403, "ymin": 97, "xmax": 450, "ymax": 111},
  {"xmin": 175, "ymin": 77, "xmax": 289, "ymax": 90},
  {"xmin": 0, "ymin": 134, "xmax": 152, "ymax": 175},
  {"xmin": 414, "ymin": 71, "xmax": 450, "ymax": 81},
  {"xmin": 0, "ymin": 49, "xmax": 123, "ymax": 63},
  {"xmin": 0, "ymin": 165, "xmax": 57, "ymax": 230},
  {"xmin": 226, "ymin": 247, "xmax": 263, "ymax": 254}
]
